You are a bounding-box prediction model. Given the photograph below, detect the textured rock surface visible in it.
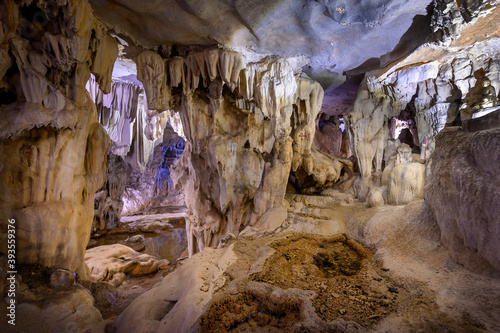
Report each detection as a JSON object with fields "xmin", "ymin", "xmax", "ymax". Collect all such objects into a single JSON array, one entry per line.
[
  {"xmin": 114, "ymin": 245, "xmax": 237, "ymax": 333},
  {"xmin": 384, "ymin": 144, "xmax": 425, "ymax": 205},
  {"xmin": 146, "ymin": 49, "xmax": 352, "ymax": 255},
  {"xmin": 0, "ymin": 0, "xmax": 117, "ymax": 276},
  {"xmin": 387, "ymin": 162, "xmax": 425, "ymax": 205},
  {"xmin": 425, "ymin": 127, "xmax": 500, "ymax": 273},
  {"xmin": 89, "ymin": 0, "xmax": 430, "ymax": 78},
  {"xmin": 88, "ymin": 72, "xmax": 184, "ymax": 221},
  {"xmin": 86, "ymin": 74, "xmax": 170, "ymax": 173},
  {"xmin": 85, "ymin": 244, "xmax": 169, "ymax": 281},
  {"xmin": 122, "ymin": 126, "xmax": 185, "ymax": 215},
  {"xmin": 346, "ymin": 1, "xmax": 500, "ymax": 198},
  {"xmin": 0, "ymin": 286, "xmax": 105, "ymax": 333},
  {"xmin": 115, "ymin": 197, "xmax": 500, "ymax": 332}
]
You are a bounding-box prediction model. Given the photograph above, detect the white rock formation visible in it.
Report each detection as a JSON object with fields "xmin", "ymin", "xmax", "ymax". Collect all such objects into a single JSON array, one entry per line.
[{"xmin": 86, "ymin": 74, "xmax": 170, "ymax": 172}]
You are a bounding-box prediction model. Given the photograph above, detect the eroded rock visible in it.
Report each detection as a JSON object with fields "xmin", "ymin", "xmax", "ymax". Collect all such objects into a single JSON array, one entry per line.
[
  {"xmin": 0, "ymin": 0, "xmax": 118, "ymax": 278},
  {"xmin": 425, "ymin": 127, "xmax": 500, "ymax": 273},
  {"xmin": 93, "ymin": 154, "xmax": 128, "ymax": 232},
  {"xmin": 140, "ymin": 49, "xmax": 353, "ymax": 255},
  {"xmin": 85, "ymin": 244, "xmax": 169, "ymax": 282}
]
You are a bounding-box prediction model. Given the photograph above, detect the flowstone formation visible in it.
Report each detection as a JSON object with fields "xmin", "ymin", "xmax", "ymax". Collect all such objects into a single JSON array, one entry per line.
[
  {"xmin": 133, "ymin": 47, "xmax": 352, "ymax": 255},
  {"xmin": 0, "ymin": 0, "xmax": 118, "ymax": 275},
  {"xmin": 88, "ymin": 73, "xmax": 182, "ymax": 222},
  {"xmin": 86, "ymin": 74, "xmax": 171, "ymax": 173}
]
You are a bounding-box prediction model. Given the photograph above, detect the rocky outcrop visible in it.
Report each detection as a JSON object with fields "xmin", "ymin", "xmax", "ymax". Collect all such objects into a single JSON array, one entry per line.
[
  {"xmin": 130, "ymin": 48, "xmax": 352, "ymax": 255},
  {"xmin": 425, "ymin": 127, "xmax": 500, "ymax": 273},
  {"xmin": 346, "ymin": 1, "xmax": 500, "ymax": 198},
  {"xmin": 386, "ymin": 144, "xmax": 425, "ymax": 205},
  {"xmin": 313, "ymin": 115, "xmax": 352, "ymax": 158},
  {"xmin": 387, "ymin": 162, "xmax": 425, "ymax": 205},
  {"xmin": 0, "ymin": 0, "xmax": 117, "ymax": 276},
  {"xmin": 0, "ymin": 284, "xmax": 105, "ymax": 333},
  {"xmin": 86, "ymin": 74, "xmax": 171, "ymax": 173}
]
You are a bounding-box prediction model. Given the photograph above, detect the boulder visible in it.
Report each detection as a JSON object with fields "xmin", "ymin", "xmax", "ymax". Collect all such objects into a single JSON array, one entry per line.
[
  {"xmin": 85, "ymin": 244, "xmax": 168, "ymax": 281},
  {"xmin": 0, "ymin": 286, "xmax": 105, "ymax": 333},
  {"xmin": 387, "ymin": 162, "xmax": 425, "ymax": 205}
]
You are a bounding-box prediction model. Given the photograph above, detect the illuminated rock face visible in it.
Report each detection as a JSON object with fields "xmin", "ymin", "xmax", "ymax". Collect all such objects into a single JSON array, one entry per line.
[
  {"xmin": 132, "ymin": 48, "xmax": 350, "ymax": 255},
  {"xmin": 86, "ymin": 75, "xmax": 171, "ymax": 173},
  {"xmin": 0, "ymin": 0, "xmax": 117, "ymax": 276},
  {"xmin": 345, "ymin": 2, "xmax": 500, "ymax": 270},
  {"xmin": 346, "ymin": 1, "xmax": 500, "ymax": 180}
]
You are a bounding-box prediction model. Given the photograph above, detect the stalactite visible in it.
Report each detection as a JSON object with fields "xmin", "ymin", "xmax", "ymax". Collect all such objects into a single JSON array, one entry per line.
[{"xmin": 133, "ymin": 47, "xmax": 354, "ymax": 255}]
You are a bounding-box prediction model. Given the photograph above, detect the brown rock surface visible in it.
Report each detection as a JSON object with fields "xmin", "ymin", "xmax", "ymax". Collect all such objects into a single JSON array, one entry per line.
[
  {"xmin": 93, "ymin": 154, "xmax": 128, "ymax": 231},
  {"xmin": 425, "ymin": 127, "xmax": 500, "ymax": 273},
  {"xmin": 0, "ymin": 0, "xmax": 118, "ymax": 276}
]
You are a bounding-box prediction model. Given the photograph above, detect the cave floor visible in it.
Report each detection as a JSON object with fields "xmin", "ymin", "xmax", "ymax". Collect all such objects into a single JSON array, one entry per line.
[{"xmin": 105, "ymin": 195, "xmax": 500, "ymax": 332}]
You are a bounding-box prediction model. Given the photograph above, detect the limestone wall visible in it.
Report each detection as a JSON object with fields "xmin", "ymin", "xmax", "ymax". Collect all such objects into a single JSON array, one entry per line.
[
  {"xmin": 346, "ymin": 1, "xmax": 500, "ymax": 190},
  {"xmin": 425, "ymin": 127, "xmax": 500, "ymax": 273},
  {"xmin": 0, "ymin": 0, "xmax": 117, "ymax": 276}
]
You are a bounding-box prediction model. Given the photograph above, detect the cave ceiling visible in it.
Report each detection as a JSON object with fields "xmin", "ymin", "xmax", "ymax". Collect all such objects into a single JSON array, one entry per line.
[{"xmin": 89, "ymin": 0, "xmax": 432, "ymax": 85}]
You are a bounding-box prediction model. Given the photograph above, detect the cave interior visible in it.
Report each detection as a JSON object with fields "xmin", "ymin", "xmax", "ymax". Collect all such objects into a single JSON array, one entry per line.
[{"xmin": 1, "ymin": 0, "xmax": 500, "ymax": 332}]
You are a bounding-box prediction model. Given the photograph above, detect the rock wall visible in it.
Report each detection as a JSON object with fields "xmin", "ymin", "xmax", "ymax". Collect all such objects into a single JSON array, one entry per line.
[
  {"xmin": 87, "ymin": 69, "xmax": 179, "ymax": 225},
  {"xmin": 346, "ymin": 1, "xmax": 500, "ymax": 196},
  {"xmin": 314, "ymin": 115, "xmax": 351, "ymax": 158},
  {"xmin": 133, "ymin": 48, "xmax": 351, "ymax": 255},
  {"xmin": 425, "ymin": 127, "xmax": 500, "ymax": 273},
  {"xmin": 0, "ymin": 0, "xmax": 117, "ymax": 276}
]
